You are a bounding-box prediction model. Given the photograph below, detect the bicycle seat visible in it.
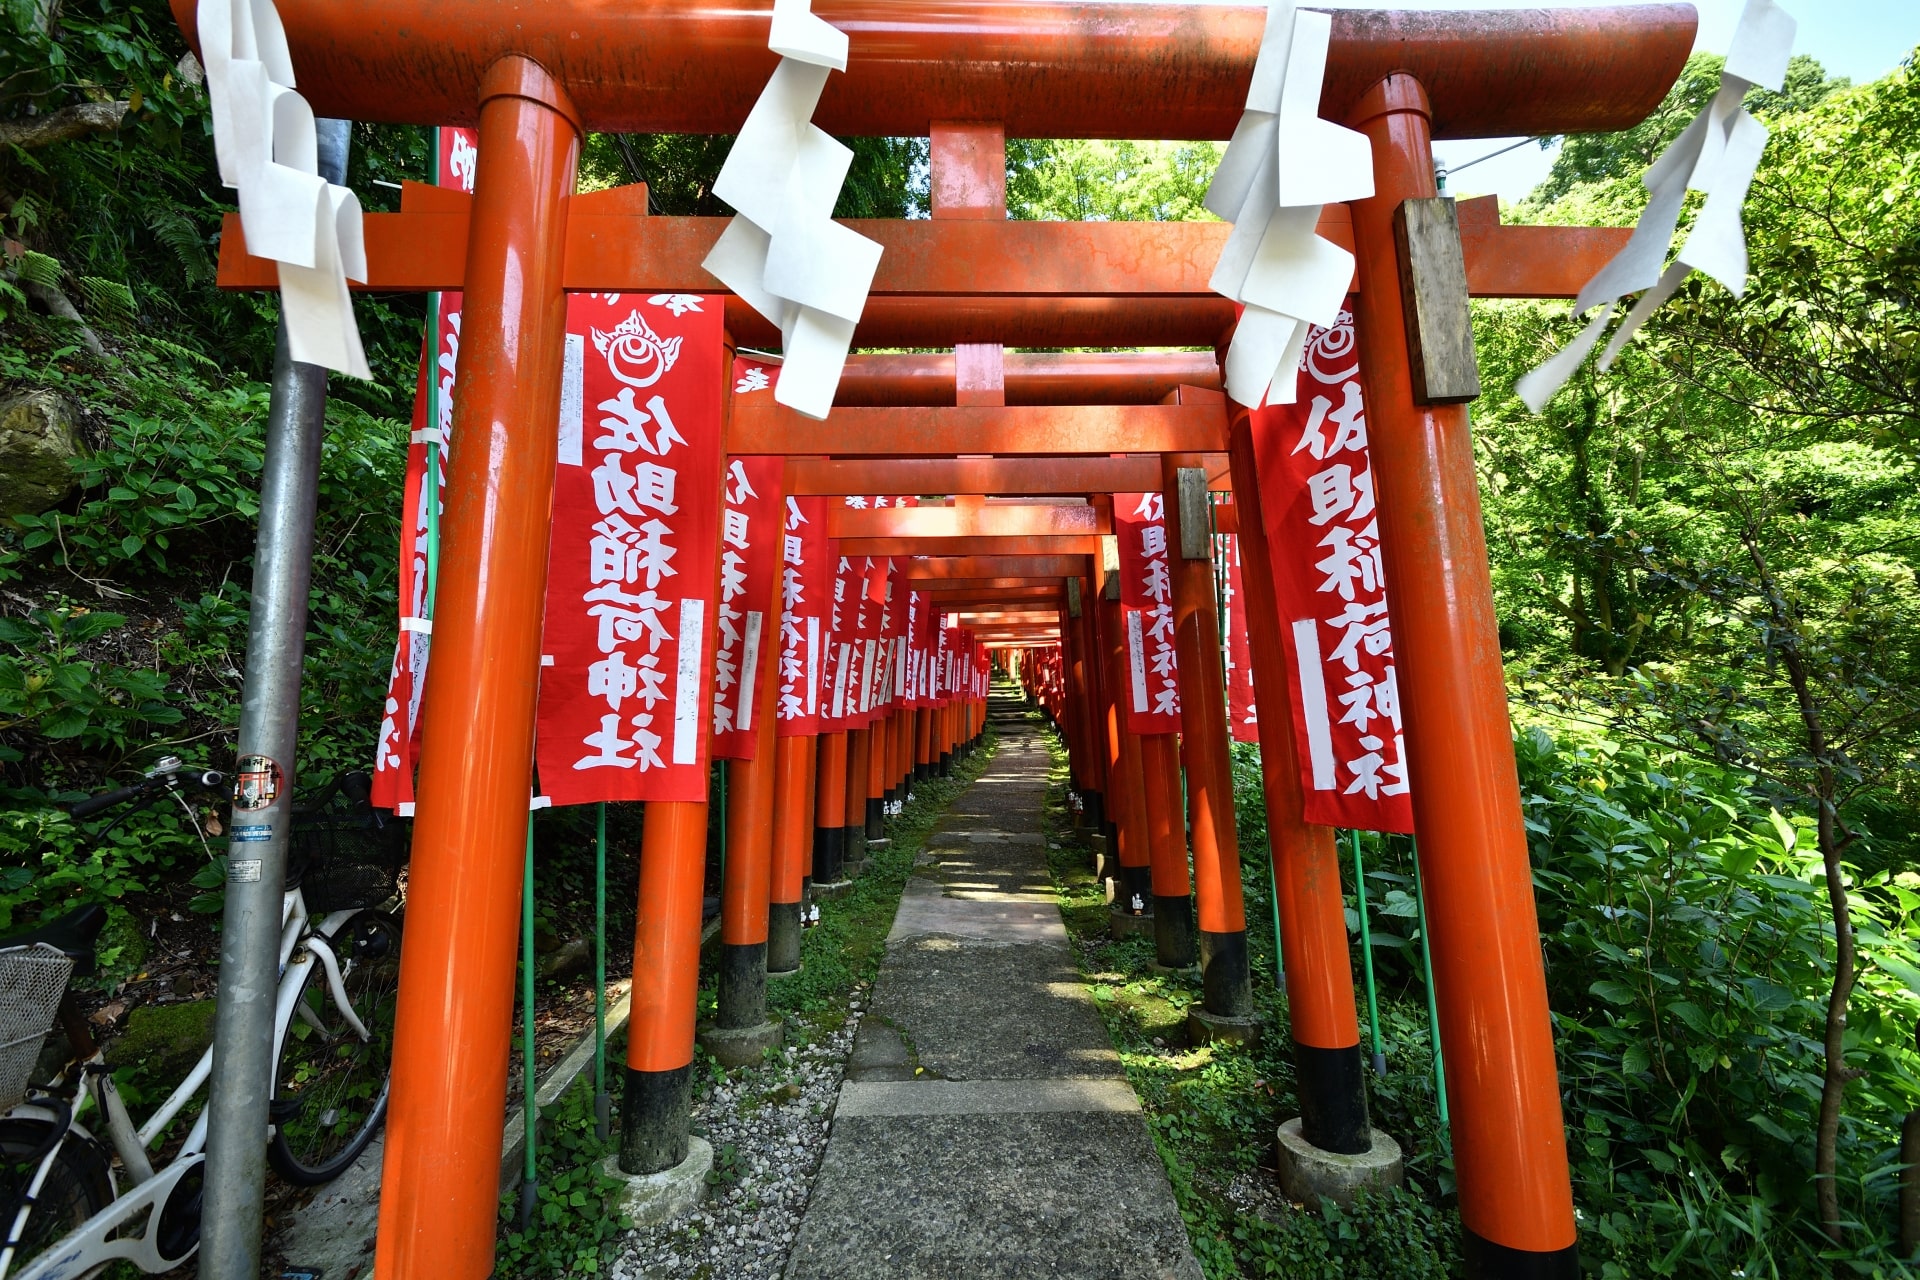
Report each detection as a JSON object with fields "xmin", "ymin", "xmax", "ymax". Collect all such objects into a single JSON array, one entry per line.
[{"xmin": 0, "ymin": 903, "xmax": 108, "ymax": 974}]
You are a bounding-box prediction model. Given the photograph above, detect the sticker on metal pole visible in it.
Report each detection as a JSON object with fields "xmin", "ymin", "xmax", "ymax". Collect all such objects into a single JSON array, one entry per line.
[{"xmin": 233, "ymin": 754, "xmax": 283, "ymax": 811}]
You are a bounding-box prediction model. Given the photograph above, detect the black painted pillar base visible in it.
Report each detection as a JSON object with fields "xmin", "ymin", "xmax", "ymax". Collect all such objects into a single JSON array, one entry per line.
[
  {"xmin": 1199, "ymin": 928, "xmax": 1254, "ymax": 1019},
  {"xmin": 1152, "ymin": 894, "xmax": 1196, "ymax": 968},
  {"xmin": 620, "ymin": 1063, "xmax": 692, "ymax": 1174},
  {"xmin": 767, "ymin": 902, "xmax": 802, "ymax": 974},
  {"xmin": 937, "ymin": 751, "xmax": 952, "ymax": 776},
  {"xmin": 865, "ymin": 797, "xmax": 885, "ymax": 840},
  {"xmin": 1463, "ymin": 1231, "xmax": 1579, "ymax": 1280},
  {"xmin": 1117, "ymin": 864, "xmax": 1153, "ymax": 915},
  {"xmin": 1293, "ymin": 1040, "xmax": 1370, "ymax": 1155},
  {"xmin": 813, "ymin": 825, "xmax": 845, "ymax": 884},
  {"xmin": 716, "ymin": 941, "xmax": 768, "ymax": 1032}
]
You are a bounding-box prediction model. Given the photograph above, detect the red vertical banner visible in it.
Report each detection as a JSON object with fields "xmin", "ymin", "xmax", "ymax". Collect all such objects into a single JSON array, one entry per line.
[
  {"xmin": 710, "ymin": 454, "xmax": 783, "ymax": 759},
  {"xmin": 859, "ymin": 556, "xmax": 893, "ymax": 726},
  {"xmin": 372, "ymin": 126, "xmax": 476, "ymax": 812},
  {"xmin": 1216, "ymin": 523, "xmax": 1259, "ymax": 744},
  {"xmin": 904, "ymin": 589, "xmax": 930, "ymax": 710},
  {"xmin": 821, "ymin": 548, "xmax": 864, "ymax": 730},
  {"xmin": 776, "ymin": 493, "xmax": 831, "ymax": 736},
  {"xmin": 1251, "ymin": 305, "xmax": 1414, "ymax": 833},
  {"xmin": 1114, "ymin": 491, "xmax": 1183, "ymax": 733},
  {"xmin": 534, "ymin": 292, "xmax": 726, "ymax": 805}
]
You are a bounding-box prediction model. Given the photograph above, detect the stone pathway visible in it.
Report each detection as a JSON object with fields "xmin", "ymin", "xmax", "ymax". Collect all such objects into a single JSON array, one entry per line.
[{"xmin": 784, "ymin": 692, "xmax": 1202, "ymax": 1280}]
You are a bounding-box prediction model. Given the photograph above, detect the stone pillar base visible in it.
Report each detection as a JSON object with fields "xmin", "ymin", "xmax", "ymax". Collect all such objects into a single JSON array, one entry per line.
[
  {"xmin": 1275, "ymin": 1118, "xmax": 1403, "ymax": 1207},
  {"xmin": 600, "ymin": 1137, "xmax": 713, "ymax": 1227},
  {"xmin": 812, "ymin": 878, "xmax": 855, "ymax": 901},
  {"xmin": 1108, "ymin": 907, "xmax": 1155, "ymax": 940},
  {"xmin": 1187, "ymin": 1008, "xmax": 1262, "ymax": 1048},
  {"xmin": 697, "ymin": 1019, "xmax": 783, "ymax": 1069}
]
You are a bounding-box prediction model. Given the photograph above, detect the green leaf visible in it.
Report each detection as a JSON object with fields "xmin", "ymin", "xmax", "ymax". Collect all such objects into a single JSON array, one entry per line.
[
  {"xmin": 1590, "ymin": 979, "xmax": 1638, "ymax": 1006},
  {"xmin": 1872, "ymin": 951, "xmax": 1920, "ymax": 999},
  {"xmin": 1767, "ymin": 809, "xmax": 1797, "ymax": 856},
  {"xmin": 1667, "ymin": 1000, "xmax": 1712, "ymax": 1036},
  {"xmin": 1720, "ymin": 839, "xmax": 1760, "ymax": 879}
]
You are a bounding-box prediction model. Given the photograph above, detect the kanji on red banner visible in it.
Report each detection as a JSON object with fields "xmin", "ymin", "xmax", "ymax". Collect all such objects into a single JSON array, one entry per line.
[
  {"xmin": 1249, "ymin": 304, "xmax": 1413, "ymax": 833},
  {"xmin": 534, "ymin": 292, "xmax": 726, "ymax": 805},
  {"xmin": 1215, "ymin": 522, "xmax": 1259, "ymax": 744},
  {"xmin": 372, "ymin": 126, "xmax": 475, "ymax": 813},
  {"xmin": 710, "ymin": 454, "xmax": 783, "ymax": 759},
  {"xmin": 776, "ymin": 494, "xmax": 830, "ymax": 737},
  {"xmin": 1114, "ymin": 491, "xmax": 1182, "ymax": 733}
]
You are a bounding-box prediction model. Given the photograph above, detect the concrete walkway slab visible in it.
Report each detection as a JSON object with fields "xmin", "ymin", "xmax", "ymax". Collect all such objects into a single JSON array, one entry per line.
[{"xmin": 786, "ymin": 696, "xmax": 1202, "ymax": 1280}]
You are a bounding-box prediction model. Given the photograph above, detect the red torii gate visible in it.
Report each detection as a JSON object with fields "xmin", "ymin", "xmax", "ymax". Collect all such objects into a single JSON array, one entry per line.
[{"xmin": 177, "ymin": 2, "xmax": 1696, "ymax": 1275}]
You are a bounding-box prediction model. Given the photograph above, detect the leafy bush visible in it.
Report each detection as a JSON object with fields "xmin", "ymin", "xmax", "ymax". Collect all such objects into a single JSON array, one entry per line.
[{"xmin": 1518, "ymin": 725, "xmax": 1920, "ymax": 1276}]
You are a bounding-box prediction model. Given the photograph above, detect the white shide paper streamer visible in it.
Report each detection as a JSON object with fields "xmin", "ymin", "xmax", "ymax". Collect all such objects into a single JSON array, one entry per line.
[
  {"xmin": 1516, "ymin": 0, "xmax": 1796, "ymax": 412},
  {"xmin": 198, "ymin": 0, "xmax": 370, "ymax": 378},
  {"xmin": 1205, "ymin": 0, "xmax": 1374, "ymax": 408},
  {"xmin": 702, "ymin": 0, "xmax": 882, "ymax": 420}
]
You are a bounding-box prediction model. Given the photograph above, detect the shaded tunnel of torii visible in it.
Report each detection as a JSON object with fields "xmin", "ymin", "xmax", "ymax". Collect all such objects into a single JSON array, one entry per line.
[{"xmin": 182, "ymin": 2, "xmax": 1701, "ymax": 1276}]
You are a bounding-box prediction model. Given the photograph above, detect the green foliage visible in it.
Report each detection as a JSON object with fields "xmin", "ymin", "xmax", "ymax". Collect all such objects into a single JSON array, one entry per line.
[
  {"xmin": 495, "ymin": 1079, "xmax": 635, "ymax": 1278},
  {"xmin": 1007, "ymin": 139, "xmax": 1221, "ymax": 222},
  {"xmin": 1533, "ymin": 54, "xmax": 1848, "ymax": 203},
  {"xmin": 1518, "ymin": 726, "xmax": 1920, "ymax": 1274},
  {"xmin": 580, "ymin": 132, "xmax": 928, "ymax": 218}
]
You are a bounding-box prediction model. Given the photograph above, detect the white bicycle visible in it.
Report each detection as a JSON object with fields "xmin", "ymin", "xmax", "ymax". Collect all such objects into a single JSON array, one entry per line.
[{"xmin": 0, "ymin": 762, "xmax": 403, "ymax": 1280}]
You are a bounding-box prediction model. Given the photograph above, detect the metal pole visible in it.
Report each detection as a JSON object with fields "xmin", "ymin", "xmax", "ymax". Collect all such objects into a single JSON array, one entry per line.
[
  {"xmin": 197, "ymin": 119, "xmax": 347, "ymax": 1280},
  {"xmin": 520, "ymin": 817, "xmax": 538, "ymax": 1228},
  {"xmin": 1412, "ymin": 835, "xmax": 1449, "ymax": 1125},
  {"xmin": 595, "ymin": 802, "xmax": 609, "ymax": 1141},
  {"xmin": 1350, "ymin": 829, "xmax": 1386, "ymax": 1078}
]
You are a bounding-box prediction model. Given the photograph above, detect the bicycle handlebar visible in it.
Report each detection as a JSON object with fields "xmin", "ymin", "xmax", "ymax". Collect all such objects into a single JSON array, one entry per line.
[
  {"xmin": 70, "ymin": 780, "xmax": 157, "ymax": 819},
  {"xmin": 68, "ymin": 769, "xmax": 229, "ymax": 820}
]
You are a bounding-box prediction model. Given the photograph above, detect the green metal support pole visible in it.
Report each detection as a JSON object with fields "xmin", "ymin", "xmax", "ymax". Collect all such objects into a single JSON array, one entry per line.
[
  {"xmin": 423, "ymin": 127, "xmax": 443, "ymax": 618},
  {"xmin": 1411, "ymin": 835, "xmax": 1449, "ymax": 1125},
  {"xmin": 1350, "ymin": 829, "xmax": 1386, "ymax": 1077},
  {"xmin": 594, "ymin": 801, "xmax": 609, "ymax": 1141},
  {"xmin": 519, "ymin": 817, "xmax": 537, "ymax": 1228}
]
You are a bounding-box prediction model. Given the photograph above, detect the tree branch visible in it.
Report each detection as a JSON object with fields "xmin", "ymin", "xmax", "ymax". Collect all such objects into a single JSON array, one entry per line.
[{"xmin": 0, "ymin": 100, "xmax": 128, "ymax": 151}]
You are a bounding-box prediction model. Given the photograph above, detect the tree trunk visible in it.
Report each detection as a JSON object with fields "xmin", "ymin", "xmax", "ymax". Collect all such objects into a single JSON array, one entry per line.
[{"xmin": 1740, "ymin": 511, "xmax": 1854, "ymax": 1243}]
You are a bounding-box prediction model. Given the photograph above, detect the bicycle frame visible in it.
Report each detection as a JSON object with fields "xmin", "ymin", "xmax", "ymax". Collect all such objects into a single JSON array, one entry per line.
[{"xmin": 1, "ymin": 888, "xmax": 365, "ymax": 1280}]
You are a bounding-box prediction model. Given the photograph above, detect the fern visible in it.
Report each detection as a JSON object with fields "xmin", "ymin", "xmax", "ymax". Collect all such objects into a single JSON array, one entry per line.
[
  {"xmin": 14, "ymin": 249, "xmax": 61, "ymax": 288},
  {"xmin": 135, "ymin": 333, "xmax": 217, "ymax": 370},
  {"xmin": 149, "ymin": 209, "xmax": 212, "ymax": 285},
  {"xmin": 76, "ymin": 275, "xmax": 135, "ymax": 320}
]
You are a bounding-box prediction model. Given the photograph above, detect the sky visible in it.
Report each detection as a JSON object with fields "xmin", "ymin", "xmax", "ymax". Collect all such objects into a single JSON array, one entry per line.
[{"xmin": 1310, "ymin": 0, "xmax": 1920, "ymax": 203}]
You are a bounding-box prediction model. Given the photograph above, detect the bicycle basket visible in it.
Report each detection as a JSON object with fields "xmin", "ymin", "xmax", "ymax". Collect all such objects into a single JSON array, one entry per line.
[
  {"xmin": 289, "ymin": 776, "xmax": 408, "ymax": 914},
  {"xmin": 0, "ymin": 944, "xmax": 74, "ymax": 1111}
]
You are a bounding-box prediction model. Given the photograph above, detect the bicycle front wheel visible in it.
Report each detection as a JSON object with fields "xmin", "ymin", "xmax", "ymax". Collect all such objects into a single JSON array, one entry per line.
[
  {"xmin": 267, "ymin": 911, "xmax": 401, "ymax": 1187},
  {"xmin": 0, "ymin": 1116, "xmax": 113, "ymax": 1277}
]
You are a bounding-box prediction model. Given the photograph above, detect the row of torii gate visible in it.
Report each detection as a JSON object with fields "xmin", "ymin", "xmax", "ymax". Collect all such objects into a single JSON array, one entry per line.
[{"xmin": 190, "ymin": 1, "xmax": 1699, "ymax": 1276}]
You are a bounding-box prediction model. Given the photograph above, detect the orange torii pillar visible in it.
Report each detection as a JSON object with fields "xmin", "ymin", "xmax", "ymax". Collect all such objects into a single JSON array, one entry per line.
[
  {"xmin": 1095, "ymin": 569, "xmax": 1154, "ymax": 926},
  {"xmin": 866, "ymin": 706, "xmax": 889, "ymax": 840},
  {"xmin": 843, "ymin": 724, "xmax": 870, "ymax": 872},
  {"xmin": 1138, "ymin": 730, "xmax": 1196, "ymax": 968},
  {"xmin": 769, "ymin": 727, "xmax": 811, "ymax": 974},
  {"xmin": 375, "ymin": 58, "xmax": 579, "ymax": 1280},
  {"xmin": 705, "ymin": 531, "xmax": 784, "ymax": 1063},
  {"xmin": 1227, "ymin": 406, "xmax": 1371, "ymax": 1154},
  {"xmin": 1349, "ymin": 72, "xmax": 1576, "ymax": 1272},
  {"xmin": 1161, "ymin": 453, "xmax": 1256, "ymax": 1040},
  {"xmin": 814, "ymin": 729, "xmax": 851, "ymax": 888},
  {"xmin": 1064, "ymin": 576, "xmax": 1105, "ymax": 831},
  {"xmin": 914, "ymin": 701, "xmax": 934, "ymax": 781}
]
